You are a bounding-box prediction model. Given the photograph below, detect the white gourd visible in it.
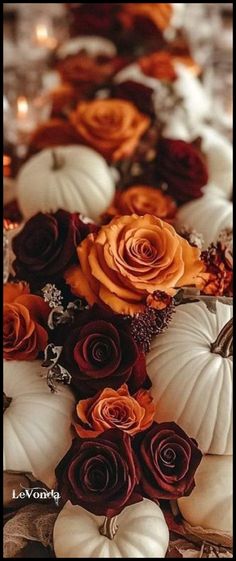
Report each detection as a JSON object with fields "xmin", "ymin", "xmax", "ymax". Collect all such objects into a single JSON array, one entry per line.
[
  {"xmin": 178, "ymin": 455, "xmax": 232, "ymax": 535},
  {"xmin": 146, "ymin": 301, "xmax": 233, "ymax": 455},
  {"xmin": 3, "ymin": 360, "xmax": 75, "ymax": 488},
  {"xmin": 175, "ymin": 186, "xmax": 233, "ymax": 248},
  {"xmin": 57, "ymin": 35, "xmax": 117, "ymax": 59},
  {"xmin": 53, "ymin": 498, "xmax": 169, "ymax": 558},
  {"xmin": 16, "ymin": 146, "xmax": 115, "ymax": 222}
]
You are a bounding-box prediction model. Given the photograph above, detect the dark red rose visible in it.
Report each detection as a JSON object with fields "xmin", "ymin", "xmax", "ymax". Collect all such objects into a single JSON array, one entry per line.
[
  {"xmin": 156, "ymin": 138, "xmax": 208, "ymax": 202},
  {"xmin": 56, "ymin": 429, "xmax": 142, "ymax": 516},
  {"xmin": 67, "ymin": 3, "xmax": 121, "ymax": 38},
  {"xmin": 134, "ymin": 421, "xmax": 202, "ymax": 500},
  {"xmin": 113, "ymin": 80, "xmax": 155, "ymax": 117},
  {"xmin": 12, "ymin": 210, "xmax": 97, "ymax": 286},
  {"xmin": 60, "ymin": 305, "xmax": 148, "ymax": 398}
]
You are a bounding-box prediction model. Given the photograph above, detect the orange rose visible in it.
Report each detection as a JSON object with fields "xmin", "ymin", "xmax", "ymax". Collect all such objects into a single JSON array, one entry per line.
[
  {"xmin": 171, "ymin": 55, "xmax": 201, "ymax": 77},
  {"xmin": 74, "ymin": 384, "xmax": 155, "ymax": 438},
  {"xmin": 103, "ymin": 185, "xmax": 176, "ymax": 223},
  {"xmin": 120, "ymin": 3, "xmax": 173, "ymax": 32},
  {"xmin": 65, "ymin": 214, "xmax": 204, "ymax": 315},
  {"xmin": 139, "ymin": 52, "xmax": 177, "ymax": 82},
  {"xmin": 3, "ymin": 282, "xmax": 49, "ymax": 361},
  {"xmin": 70, "ymin": 99, "xmax": 150, "ymax": 161},
  {"xmin": 139, "ymin": 52, "xmax": 201, "ymax": 81}
]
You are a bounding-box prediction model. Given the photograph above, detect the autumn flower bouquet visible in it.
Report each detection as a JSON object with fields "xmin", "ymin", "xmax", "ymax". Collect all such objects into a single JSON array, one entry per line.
[{"xmin": 3, "ymin": 3, "xmax": 232, "ymax": 558}]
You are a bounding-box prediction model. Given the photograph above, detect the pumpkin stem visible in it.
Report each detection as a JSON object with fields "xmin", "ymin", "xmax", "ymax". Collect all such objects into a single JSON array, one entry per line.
[
  {"xmin": 99, "ymin": 516, "xmax": 118, "ymax": 540},
  {"xmin": 51, "ymin": 150, "xmax": 64, "ymax": 171},
  {"xmin": 211, "ymin": 318, "xmax": 233, "ymax": 358},
  {"xmin": 3, "ymin": 392, "xmax": 12, "ymax": 413}
]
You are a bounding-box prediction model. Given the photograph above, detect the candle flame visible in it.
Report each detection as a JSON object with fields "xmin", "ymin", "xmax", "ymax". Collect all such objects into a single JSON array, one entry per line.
[
  {"xmin": 3, "ymin": 155, "xmax": 11, "ymax": 166},
  {"xmin": 36, "ymin": 23, "xmax": 49, "ymax": 42},
  {"xmin": 3, "ymin": 219, "xmax": 19, "ymax": 231},
  {"xmin": 17, "ymin": 96, "xmax": 29, "ymax": 118}
]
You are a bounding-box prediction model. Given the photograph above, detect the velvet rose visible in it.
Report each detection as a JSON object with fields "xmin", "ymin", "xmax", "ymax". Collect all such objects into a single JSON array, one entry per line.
[
  {"xmin": 66, "ymin": 3, "xmax": 120, "ymax": 38},
  {"xmin": 74, "ymin": 384, "xmax": 155, "ymax": 438},
  {"xmin": 65, "ymin": 214, "xmax": 204, "ymax": 315},
  {"xmin": 102, "ymin": 185, "xmax": 176, "ymax": 223},
  {"xmin": 12, "ymin": 210, "xmax": 97, "ymax": 286},
  {"xmin": 156, "ymin": 139, "xmax": 209, "ymax": 202},
  {"xmin": 28, "ymin": 119, "xmax": 80, "ymax": 155},
  {"xmin": 56, "ymin": 429, "xmax": 142, "ymax": 517},
  {"xmin": 134, "ymin": 421, "xmax": 202, "ymax": 500},
  {"xmin": 60, "ymin": 305, "xmax": 148, "ymax": 398},
  {"xmin": 139, "ymin": 52, "xmax": 177, "ymax": 82},
  {"xmin": 3, "ymin": 282, "xmax": 49, "ymax": 361},
  {"xmin": 70, "ymin": 99, "xmax": 150, "ymax": 162}
]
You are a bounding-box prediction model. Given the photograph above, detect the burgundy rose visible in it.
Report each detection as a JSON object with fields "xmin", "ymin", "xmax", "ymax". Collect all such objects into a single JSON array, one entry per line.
[
  {"xmin": 56, "ymin": 429, "xmax": 142, "ymax": 516},
  {"xmin": 134, "ymin": 421, "xmax": 202, "ymax": 500},
  {"xmin": 113, "ymin": 81, "xmax": 155, "ymax": 117},
  {"xmin": 67, "ymin": 3, "xmax": 121, "ymax": 38},
  {"xmin": 60, "ymin": 305, "xmax": 148, "ymax": 398},
  {"xmin": 12, "ymin": 210, "xmax": 97, "ymax": 286},
  {"xmin": 156, "ymin": 138, "xmax": 208, "ymax": 202}
]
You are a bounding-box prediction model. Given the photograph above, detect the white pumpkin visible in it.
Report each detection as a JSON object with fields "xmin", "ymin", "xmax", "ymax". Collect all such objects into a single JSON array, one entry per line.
[
  {"xmin": 57, "ymin": 35, "xmax": 117, "ymax": 59},
  {"xmin": 53, "ymin": 499, "xmax": 169, "ymax": 558},
  {"xmin": 146, "ymin": 301, "xmax": 233, "ymax": 455},
  {"xmin": 16, "ymin": 145, "xmax": 115, "ymax": 222},
  {"xmin": 178, "ymin": 455, "xmax": 232, "ymax": 535},
  {"xmin": 3, "ymin": 360, "xmax": 75, "ymax": 488},
  {"xmin": 175, "ymin": 186, "xmax": 233, "ymax": 248}
]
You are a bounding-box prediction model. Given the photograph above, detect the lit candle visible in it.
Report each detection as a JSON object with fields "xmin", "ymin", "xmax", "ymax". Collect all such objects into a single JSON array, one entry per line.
[
  {"xmin": 35, "ymin": 22, "xmax": 57, "ymax": 50},
  {"xmin": 16, "ymin": 96, "xmax": 37, "ymax": 135},
  {"xmin": 3, "ymin": 155, "xmax": 12, "ymax": 178},
  {"xmin": 17, "ymin": 96, "xmax": 29, "ymax": 120}
]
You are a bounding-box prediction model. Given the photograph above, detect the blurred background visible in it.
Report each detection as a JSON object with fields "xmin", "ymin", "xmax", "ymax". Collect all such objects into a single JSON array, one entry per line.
[{"xmin": 3, "ymin": 3, "xmax": 232, "ymax": 142}]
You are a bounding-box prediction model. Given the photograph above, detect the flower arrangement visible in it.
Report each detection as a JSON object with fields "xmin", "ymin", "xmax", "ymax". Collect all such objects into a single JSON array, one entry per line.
[{"xmin": 3, "ymin": 3, "xmax": 232, "ymax": 558}]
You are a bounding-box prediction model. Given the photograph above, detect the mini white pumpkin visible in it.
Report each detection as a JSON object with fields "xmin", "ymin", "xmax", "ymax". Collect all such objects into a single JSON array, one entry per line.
[
  {"xmin": 146, "ymin": 300, "xmax": 232, "ymax": 455},
  {"xmin": 53, "ymin": 498, "xmax": 169, "ymax": 558},
  {"xmin": 175, "ymin": 186, "xmax": 233, "ymax": 248},
  {"xmin": 3, "ymin": 360, "xmax": 75, "ymax": 488},
  {"xmin": 57, "ymin": 35, "xmax": 117, "ymax": 59},
  {"xmin": 17, "ymin": 145, "xmax": 115, "ymax": 222},
  {"xmin": 178, "ymin": 455, "xmax": 232, "ymax": 535}
]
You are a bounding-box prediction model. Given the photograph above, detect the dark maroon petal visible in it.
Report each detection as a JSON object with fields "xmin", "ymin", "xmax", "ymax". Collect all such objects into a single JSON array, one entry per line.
[
  {"xmin": 55, "ymin": 429, "xmax": 142, "ymax": 517},
  {"xmin": 133, "ymin": 421, "xmax": 203, "ymax": 500}
]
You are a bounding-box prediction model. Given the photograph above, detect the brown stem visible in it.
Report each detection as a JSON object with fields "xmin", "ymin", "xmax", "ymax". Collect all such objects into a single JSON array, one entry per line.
[
  {"xmin": 211, "ymin": 318, "xmax": 233, "ymax": 358},
  {"xmin": 51, "ymin": 150, "xmax": 64, "ymax": 171},
  {"xmin": 3, "ymin": 392, "xmax": 12, "ymax": 413},
  {"xmin": 99, "ymin": 516, "xmax": 118, "ymax": 540}
]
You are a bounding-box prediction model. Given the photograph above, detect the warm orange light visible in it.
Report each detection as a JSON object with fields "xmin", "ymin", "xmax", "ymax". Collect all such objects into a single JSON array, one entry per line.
[
  {"xmin": 3, "ymin": 154, "xmax": 12, "ymax": 177},
  {"xmin": 35, "ymin": 23, "xmax": 57, "ymax": 49},
  {"xmin": 3, "ymin": 155, "xmax": 11, "ymax": 166},
  {"xmin": 3, "ymin": 219, "xmax": 19, "ymax": 231},
  {"xmin": 17, "ymin": 97, "xmax": 29, "ymax": 119},
  {"xmin": 36, "ymin": 23, "xmax": 49, "ymax": 43}
]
